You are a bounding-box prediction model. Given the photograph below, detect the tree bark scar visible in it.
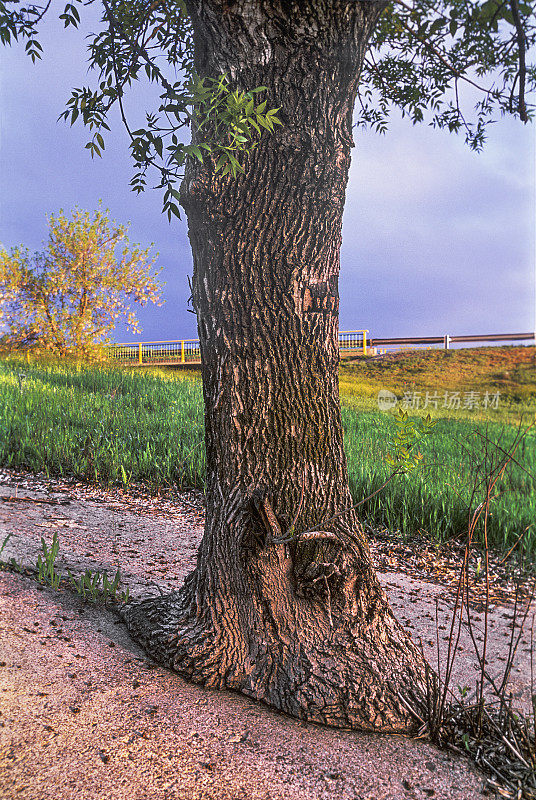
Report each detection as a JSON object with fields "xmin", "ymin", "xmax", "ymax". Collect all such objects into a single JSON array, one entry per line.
[
  {"xmin": 252, "ymin": 494, "xmax": 282, "ymax": 542},
  {"xmin": 303, "ymin": 283, "xmax": 339, "ymax": 314}
]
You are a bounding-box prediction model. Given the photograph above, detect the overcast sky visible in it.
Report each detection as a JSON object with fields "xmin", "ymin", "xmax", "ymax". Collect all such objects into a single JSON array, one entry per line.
[{"xmin": 1, "ymin": 14, "xmax": 534, "ymax": 343}]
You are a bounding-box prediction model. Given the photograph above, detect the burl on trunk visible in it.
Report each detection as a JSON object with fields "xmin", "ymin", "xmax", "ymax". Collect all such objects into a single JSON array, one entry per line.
[{"xmin": 124, "ymin": 0, "xmax": 428, "ymax": 732}]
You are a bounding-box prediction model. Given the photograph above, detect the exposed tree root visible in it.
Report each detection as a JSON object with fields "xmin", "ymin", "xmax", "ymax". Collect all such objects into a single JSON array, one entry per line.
[{"xmin": 123, "ymin": 535, "xmax": 428, "ymax": 733}]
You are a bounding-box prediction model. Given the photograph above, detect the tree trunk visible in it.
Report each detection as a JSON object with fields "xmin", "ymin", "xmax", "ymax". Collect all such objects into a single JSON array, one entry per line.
[{"xmin": 124, "ymin": 0, "xmax": 428, "ymax": 733}]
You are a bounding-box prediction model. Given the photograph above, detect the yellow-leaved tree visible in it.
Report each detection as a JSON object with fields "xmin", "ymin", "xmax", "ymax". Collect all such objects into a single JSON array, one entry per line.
[{"xmin": 0, "ymin": 207, "xmax": 162, "ymax": 358}]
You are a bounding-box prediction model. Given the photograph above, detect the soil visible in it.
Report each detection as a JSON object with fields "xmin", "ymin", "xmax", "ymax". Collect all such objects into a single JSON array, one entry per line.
[{"xmin": 0, "ymin": 469, "xmax": 533, "ymax": 800}]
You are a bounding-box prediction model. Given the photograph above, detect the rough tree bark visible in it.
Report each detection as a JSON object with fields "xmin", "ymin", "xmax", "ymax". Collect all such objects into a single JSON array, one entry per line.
[{"xmin": 124, "ymin": 0, "xmax": 429, "ymax": 732}]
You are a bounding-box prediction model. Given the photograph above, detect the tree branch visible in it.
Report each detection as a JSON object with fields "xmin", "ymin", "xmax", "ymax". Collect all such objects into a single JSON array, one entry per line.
[
  {"xmin": 509, "ymin": 0, "xmax": 528, "ymax": 121},
  {"xmin": 100, "ymin": 0, "xmax": 176, "ymax": 95},
  {"xmin": 391, "ymin": 0, "xmax": 492, "ymax": 95},
  {"xmin": 27, "ymin": 0, "xmax": 53, "ymax": 27},
  {"xmin": 269, "ymin": 470, "xmax": 403, "ymax": 545}
]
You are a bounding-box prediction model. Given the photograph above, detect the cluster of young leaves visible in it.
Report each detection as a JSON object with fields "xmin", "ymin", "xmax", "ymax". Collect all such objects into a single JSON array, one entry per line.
[
  {"xmin": 67, "ymin": 565, "xmax": 129, "ymax": 603},
  {"xmin": 359, "ymin": 0, "xmax": 535, "ymax": 150},
  {"xmin": 48, "ymin": 0, "xmax": 278, "ymax": 219},
  {"xmin": 385, "ymin": 407, "xmax": 437, "ymax": 474},
  {"xmin": 36, "ymin": 532, "xmax": 61, "ymax": 590},
  {"xmin": 0, "ymin": 207, "xmax": 162, "ymax": 357},
  {"xmin": 188, "ymin": 74, "xmax": 281, "ymax": 177},
  {"xmin": 137, "ymin": 73, "xmax": 281, "ymax": 219}
]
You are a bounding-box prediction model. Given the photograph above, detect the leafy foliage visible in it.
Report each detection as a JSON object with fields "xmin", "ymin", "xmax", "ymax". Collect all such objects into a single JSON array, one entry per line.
[
  {"xmin": 0, "ymin": 0, "xmax": 532, "ymax": 215},
  {"xmin": 359, "ymin": 0, "xmax": 535, "ymax": 149},
  {"xmin": 0, "ymin": 207, "xmax": 162, "ymax": 357},
  {"xmin": 9, "ymin": 0, "xmax": 280, "ymax": 219},
  {"xmin": 386, "ymin": 408, "xmax": 437, "ymax": 474}
]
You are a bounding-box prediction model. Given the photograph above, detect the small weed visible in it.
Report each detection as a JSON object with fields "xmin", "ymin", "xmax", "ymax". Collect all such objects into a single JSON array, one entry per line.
[
  {"xmin": 68, "ymin": 566, "xmax": 129, "ymax": 603},
  {"xmin": 2, "ymin": 530, "xmax": 131, "ymax": 599},
  {"xmin": 0, "ymin": 533, "xmax": 12, "ymax": 562},
  {"xmin": 36, "ymin": 531, "xmax": 61, "ymax": 589},
  {"xmin": 68, "ymin": 568, "xmax": 100, "ymax": 601},
  {"xmin": 120, "ymin": 464, "xmax": 132, "ymax": 488}
]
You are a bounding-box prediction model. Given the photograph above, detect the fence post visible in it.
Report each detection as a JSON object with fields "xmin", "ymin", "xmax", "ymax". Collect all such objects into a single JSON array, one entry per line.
[
  {"xmin": 181, "ymin": 340, "xmax": 185, "ymax": 363},
  {"xmin": 444, "ymin": 334, "xmax": 451, "ymax": 350},
  {"xmin": 138, "ymin": 342, "xmax": 143, "ymax": 365}
]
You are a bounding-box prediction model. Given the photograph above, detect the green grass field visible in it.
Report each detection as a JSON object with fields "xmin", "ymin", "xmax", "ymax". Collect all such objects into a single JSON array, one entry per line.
[
  {"xmin": 0, "ymin": 359, "xmax": 205, "ymax": 489},
  {"xmin": 0, "ymin": 347, "xmax": 534, "ymax": 557}
]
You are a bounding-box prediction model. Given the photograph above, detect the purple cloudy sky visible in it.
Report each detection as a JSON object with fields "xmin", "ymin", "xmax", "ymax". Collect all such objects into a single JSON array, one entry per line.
[{"xmin": 1, "ymin": 13, "xmax": 534, "ymax": 344}]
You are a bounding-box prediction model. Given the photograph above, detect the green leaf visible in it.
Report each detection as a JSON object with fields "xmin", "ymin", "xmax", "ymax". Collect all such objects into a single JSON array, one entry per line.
[
  {"xmin": 188, "ymin": 144, "xmax": 204, "ymax": 162},
  {"xmin": 214, "ymin": 153, "xmax": 227, "ymax": 172},
  {"xmin": 249, "ymin": 118, "xmax": 261, "ymax": 135},
  {"xmin": 429, "ymin": 18, "xmax": 444, "ymax": 36}
]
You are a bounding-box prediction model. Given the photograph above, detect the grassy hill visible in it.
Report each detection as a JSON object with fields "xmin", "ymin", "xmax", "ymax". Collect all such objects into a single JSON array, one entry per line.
[{"xmin": 339, "ymin": 346, "xmax": 536, "ymax": 420}]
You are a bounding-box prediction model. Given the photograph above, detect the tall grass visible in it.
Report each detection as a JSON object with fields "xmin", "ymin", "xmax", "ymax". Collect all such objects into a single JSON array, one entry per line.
[
  {"xmin": 0, "ymin": 359, "xmax": 205, "ymax": 489},
  {"xmin": 342, "ymin": 407, "xmax": 536, "ymax": 556},
  {"xmin": 0, "ymin": 357, "xmax": 534, "ymax": 556}
]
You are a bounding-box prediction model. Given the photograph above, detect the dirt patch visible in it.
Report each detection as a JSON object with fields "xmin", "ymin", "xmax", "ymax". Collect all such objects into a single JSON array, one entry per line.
[{"xmin": 0, "ymin": 469, "xmax": 533, "ymax": 800}]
